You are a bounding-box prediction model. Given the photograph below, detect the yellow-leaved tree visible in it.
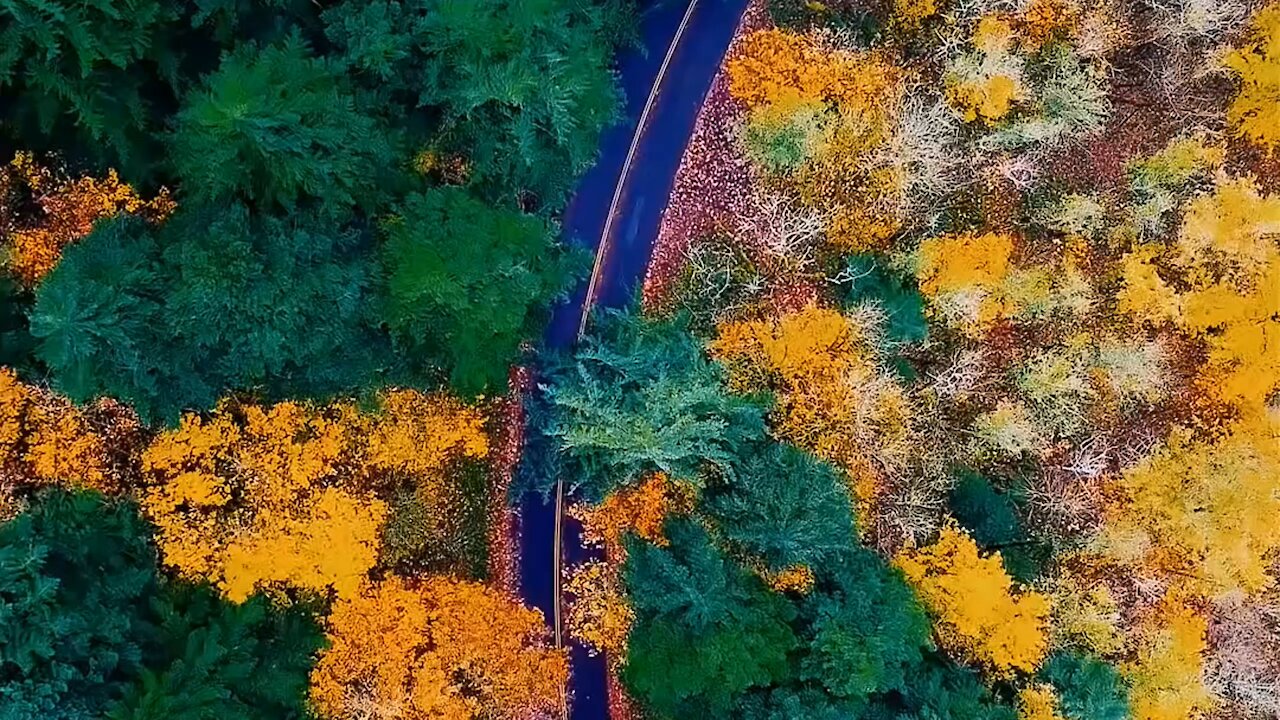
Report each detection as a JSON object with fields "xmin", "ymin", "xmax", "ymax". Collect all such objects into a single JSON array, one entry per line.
[
  {"xmin": 710, "ymin": 305, "xmax": 914, "ymax": 512},
  {"xmin": 0, "ymin": 366, "xmax": 142, "ymax": 497},
  {"xmin": 309, "ymin": 576, "xmax": 567, "ymax": 720},
  {"xmin": 1097, "ymin": 411, "xmax": 1280, "ymax": 597},
  {"xmin": 1117, "ymin": 177, "xmax": 1280, "ymax": 413},
  {"xmin": 1125, "ymin": 596, "xmax": 1216, "ymax": 720},
  {"xmin": 1224, "ymin": 3, "xmax": 1280, "ymax": 155},
  {"xmin": 895, "ymin": 524, "xmax": 1050, "ymax": 674},
  {"xmin": 141, "ymin": 391, "xmax": 488, "ymax": 601}
]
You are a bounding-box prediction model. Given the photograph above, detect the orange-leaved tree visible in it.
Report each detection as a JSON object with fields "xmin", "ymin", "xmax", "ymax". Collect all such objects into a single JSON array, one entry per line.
[
  {"xmin": 309, "ymin": 576, "xmax": 567, "ymax": 720},
  {"xmin": 895, "ymin": 524, "xmax": 1050, "ymax": 675},
  {"xmin": 570, "ymin": 472, "xmax": 697, "ymax": 553},
  {"xmin": 0, "ymin": 152, "xmax": 174, "ymax": 285},
  {"xmin": 141, "ymin": 391, "xmax": 488, "ymax": 601},
  {"xmin": 0, "ymin": 366, "xmax": 143, "ymax": 498}
]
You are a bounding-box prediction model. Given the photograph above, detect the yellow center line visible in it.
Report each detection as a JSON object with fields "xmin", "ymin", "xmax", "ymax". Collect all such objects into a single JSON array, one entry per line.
[{"xmin": 553, "ymin": 1, "xmax": 703, "ymax": 717}]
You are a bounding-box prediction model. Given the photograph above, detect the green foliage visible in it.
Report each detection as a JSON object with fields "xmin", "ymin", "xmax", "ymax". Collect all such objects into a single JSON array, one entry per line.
[
  {"xmin": 0, "ymin": 490, "xmax": 156, "ymax": 718},
  {"xmin": 740, "ymin": 105, "xmax": 827, "ymax": 175},
  {"xmin": 31, "ymin": 207, "xmax": 392, "ymax": 424},
  {"xmin": 797, "ymin": 549, "xmax": 930, "ymax": 703},
  {"xmin": 0, "ymin": 0, "xmax": 180, "ymax": 179},
  {"xmin": 0, "ymin": 490, "xmax": 321, "ymax": 720},
  {"xmin": 706, "ymin": 443, "xmax": 855, "ymax": 571},
  {"xmin": 842, "ymin": 254, "xmax": 928, "ymax": 346},
  {"xmin": 864, "ymin": 654, "xmax": 1019, "ymax": 720},
  {"xmin": 765, "ymin": 0, "xmax": 880, "ymax": 38},
  {"xmin": 1041, "ymin": 653, "xmax": 1130, "ymax": 720},
  {"xmin": 0, "ymin": 276, "xmax": 38, "ymax": 375},
  {"xmin": 622, "ymin": 519, "xmax": 798, "ymax": 718},
  {"xmin": 322, "ymin": 0, "xmax": 628, "ymax": 211},
  {"xmin": 167, "ymin": 37, "xmax": 397, "ymax": 213},
  {"xmin": 539, "ymin": 310, "xmax": 767, "ymax": 501},
  {"xmin": 948, "ymin": 471, "xmax": 1051, "ymax": 583},
  {"xmin": 381, "ymin": 187, "xmax": 582, "ymax": 396}
]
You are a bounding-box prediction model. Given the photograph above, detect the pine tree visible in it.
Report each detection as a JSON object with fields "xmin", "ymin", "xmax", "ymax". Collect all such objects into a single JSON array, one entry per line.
[
  {"xmin": 1041, "ymin": 653, "xmax": 1130, "ymax": 720},
  {"xmin": 0, "ymin": 490, "xmax": 155, "ymax": 719},
  {"xmin": 539, "ymin": 311, "xmax": 767, "ymax": 500},
  {"xmin": 0, "ymin": 490, "xmax": 321, "ymax": 720},
  {"xmin": 705, "ymin": 443, "xmax": 855, "ymax": 571},
  {"xmin": 321, "ymin": 0, "xmax": 629, "ymax": 211},
  {"xmin": 622, "ymin": 519, "xmax": 798, "ymax": 718},
  {"xmin": 0, "ymin": 0, "xmax": 181, "ymax": 179}
]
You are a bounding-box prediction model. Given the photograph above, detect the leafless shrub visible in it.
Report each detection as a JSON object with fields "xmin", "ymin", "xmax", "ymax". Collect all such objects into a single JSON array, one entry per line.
[
  {"xmin": 929, "ymin": 347, "xmax": 994, "ymax": 401},
  {"xmin": 738, "ymin": 190, "xmax": 825, "ymax": 269},
  {"xmin": 1207, "ymin": 592, "xmax": 1280, "ymax": 717}
]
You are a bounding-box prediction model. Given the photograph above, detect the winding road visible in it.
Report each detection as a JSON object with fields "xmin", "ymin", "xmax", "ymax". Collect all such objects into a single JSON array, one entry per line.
[{"xmin": 516, "ymin": 1, "xmax": 750, "ymax": 718}]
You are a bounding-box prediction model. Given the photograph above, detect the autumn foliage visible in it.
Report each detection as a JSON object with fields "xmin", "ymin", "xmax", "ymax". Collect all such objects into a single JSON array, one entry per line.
[
  {"xmin": 0, "ymin": 366, "xmax": 143, "ymax": 498},
  {"xmin": 711, "ymin": 305, "xmax": 913, "ymax": 511},
  {"xmin": 896, "ymin": 525, "xmax": 1050, "ymax": 675},
  {"xmin": 310, "ymin": 576, "xmax": 567, "ymax": 720},
  {"xmin": 0, "ymin": 152, "xmax": 173, "ymax": 285},
  {"xmin": 141, "ymin": 391, "xmax": 488, "ymax": 601}
]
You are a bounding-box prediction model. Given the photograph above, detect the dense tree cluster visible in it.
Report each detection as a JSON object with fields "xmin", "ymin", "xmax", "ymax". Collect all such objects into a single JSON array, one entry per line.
[
  {"xmin": 1, "ymin": 1, "xmax": 626, "ymax": 718},
  {"xmin": 3, "ymin": 0, "xmax": 629, "ymax": 413},
  {"xmin": 0, "ymin": 489, "xmax": 322, "ymax": 719}
]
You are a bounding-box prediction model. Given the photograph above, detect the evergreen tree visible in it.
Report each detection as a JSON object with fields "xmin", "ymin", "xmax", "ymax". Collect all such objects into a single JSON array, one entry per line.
[
  {"xmin": 322, "ymin": 0, "xmax": 629, "ymax": 211},
  {"xmin": 841, "ymin": 254, "xmax": 929, "ymax": 347},
  {"xmin": 106, "ymin": 588, "xmax": 321, "ymax": 720},
  {"xmin": 705, "ymin": 443, "xmax": 855, "ymax": 571},
  {"xmin": 0, "ymin": 276, "xmax": 38, "ymax": 375},
  {"xmin": 30, "ymin": 206, "xmax": 392, "ymax": 424},
  {"xmin": 1041, "ymin": 653, "xmax": 1130, "ymax": 720},
  {"xmin": 0, "ymin": 0, "xmax": 181, "ymax": 179},
  {"xmin": 539, "ymin": 311, "xmax": 767, "ymax": 500},
  {"xmin": 0, "ymin": 490, "xmax": 321, "ymax": 720},
  {"xmin": 622, "ymin": 519, "xmax": 797, "ymax": 718},
  {"xmin": 381, "ymin": 187, "xmax": 583, "ymax": 396},
  {"xmin": 167, "ymin": 36, "xmax": 398, "ymax": 214},
  {"xmin": 797, "ymin": 548, "xmax": 931, "ymax": 703},
  {"xmin": 0, "ymin": 490, "xmax": 156, "ymax": 719},
  {"xmin": 948, "ymin": 471, "xmax": 1052, "ymax": 583},
  {"xmin": 864, "ymin": 654, "xmax": 1018, "ymax": 720}
]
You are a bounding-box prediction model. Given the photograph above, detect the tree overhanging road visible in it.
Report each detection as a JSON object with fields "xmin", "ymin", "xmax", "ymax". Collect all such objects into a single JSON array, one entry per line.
[{"xmin": 516, "ymin": 1, "xmax": 750, "ymax": 718}]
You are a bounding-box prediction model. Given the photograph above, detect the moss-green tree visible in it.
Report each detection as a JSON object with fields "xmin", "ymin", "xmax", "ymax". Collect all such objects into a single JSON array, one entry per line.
[{"xmin": 381, "ymin": 187, "xmax": 582, "ymax": 396}]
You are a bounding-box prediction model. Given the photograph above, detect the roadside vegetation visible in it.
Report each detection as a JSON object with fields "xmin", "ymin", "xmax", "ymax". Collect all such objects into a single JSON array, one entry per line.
[
  {"xmin": 0, "ymin": 1, "xmax": 631, "ymax": 718},
  {"xmin": 530, "ymin": 1, "xmax": 1280, "ymax": 719}
]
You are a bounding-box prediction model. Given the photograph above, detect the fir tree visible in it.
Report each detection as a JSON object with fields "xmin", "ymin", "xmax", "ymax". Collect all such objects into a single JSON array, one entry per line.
[
  {"xmin": 0, "ymin": 490, "xmax": 321, "ymax": 720},
  {"xmin": 0, "ymin": 0, "xmax": 181, "ymax": 179},
  {"xmin": 622, "ymin": 519, "xmax": 798, "ymax": 718},
  {"xmin": 322, "ymin": 0, "xmax": 629, "ymax": 211},
  {"xmin": 539, "ymin": 311, "xmax": 767, "ymax": 500},
  {"xmin": 705, "ymin": 443, "xmax": 855, "ymax": 571}
]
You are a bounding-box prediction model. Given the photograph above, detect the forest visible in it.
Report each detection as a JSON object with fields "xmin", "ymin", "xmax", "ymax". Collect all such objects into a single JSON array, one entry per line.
[
  {"xmin": 3, "ymin": 0, "xmax": 1279, "ymax": 719},
  {"xmin": 0, "ymin": 0, "xmax": 627, "ymax": 717},
  {"xmin": 526, "ymin": 1, "xmax": 1279, "ymax": 719}
]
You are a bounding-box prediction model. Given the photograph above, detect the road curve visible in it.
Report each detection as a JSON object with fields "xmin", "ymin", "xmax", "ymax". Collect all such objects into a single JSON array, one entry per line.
[{"xmin": 516, "ymin": 1, "xmax": 750, "ymax": 718}]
